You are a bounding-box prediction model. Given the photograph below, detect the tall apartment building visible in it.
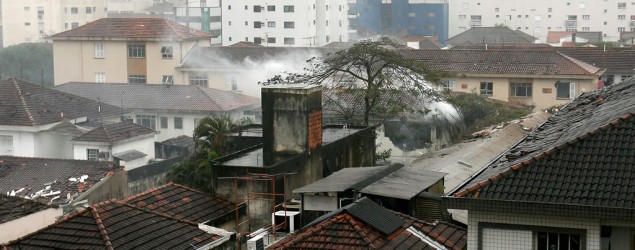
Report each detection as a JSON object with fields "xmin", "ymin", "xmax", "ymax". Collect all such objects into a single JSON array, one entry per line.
[
  {"xmin": 221, "ymin": 0, "xmax": 350, "ymax": 47},
  {"xmin": 0, "ymin": 0, "xmax": 106, "ymax": 47},
  {"xmin": 350, "ymin": 0, "xmax": 449, "ymax": 41},
  {"xmin": 449, "ymin": 0, "xmax": 635, "ymax": 42}
]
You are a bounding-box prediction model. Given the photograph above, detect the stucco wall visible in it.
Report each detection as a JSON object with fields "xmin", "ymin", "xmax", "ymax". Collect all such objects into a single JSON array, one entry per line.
[
  {"xmin": 469, "ymin": 210, "xmax": 635, "ymax": 250},
  {"xmin": 72, "ymin": 143, "xmax": 109, "ymax": 160},
  {"xmin": 0, "ymin": 130, "xmax": 35, "ymax": 157},
  {"xmin": 0, "ymin": 207, "xmax": 62, "ymax": 243},
  {"xmin": 111, "ymin": 135, "xmax": 155, "ymax": 170},
  {"xmin": 34, "ymin": 132, "xmax": 73, "ymax": 159},
  {"xmin": 446, "ymin": 76, "xmax": 597, "ymax": 110}
]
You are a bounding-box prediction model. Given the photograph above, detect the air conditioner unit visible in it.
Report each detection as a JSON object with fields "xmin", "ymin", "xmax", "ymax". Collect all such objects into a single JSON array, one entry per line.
[{"xmin": 247, "ymin": 235, "xmax": 264, "ymax": 250}]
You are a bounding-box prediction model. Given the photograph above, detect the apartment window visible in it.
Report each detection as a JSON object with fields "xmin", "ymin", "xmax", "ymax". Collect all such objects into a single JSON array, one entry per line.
[
  {"xmin": 254, "ymin": 22, "xmax": 262, "ymax": 28},
  {"xmin": 94, "ymin": 43, "xmax": 105, "ymax": 58},
  {"xmin": 244, "ymin": 5, "xmax": 247, "ymax": 10},
  {"xmin": 86, "ymin": 7, "xmax": 92, "ymax": 14},
  {"xmin": 440, "ymin": 80, "xmax": 455, "ymax": 91},
  {"xmin": 71, "ymin": 7, "xmax": 78, "ymax": 14},
  {"xmin": 160, "ymin": 117, "xmax": 168, "ymax": 129},
  {"xmin": 25, "ymin": 22, "xmax": 31, "ymax": 26},
  {"xmin": 174, "ymin": 117, "xmax": 183, "ymax": 129},
  {"xmin": 326, "ymin": 20, "xmax": 329, "ymax": 26},
  {"xmin": 619, "ymin": 15, "xmax": 626, "ymax": 20},
  {"xmin": 536, "ymin": 232, "xmax": 581, "ymax": 250},
  {"xmin": 24, "ymin": 6, "xmax": 30, "ymax": 11},
  {"xmin": 135, "ymin": 115, "xmax": 156, "ymax": 130},
  {"xmin": 582, "ymin": 27, "xmax": 590, "ymax": 31},
  {"xmin": 284, "ymin": 22, "xmax": 295, "ymax": 28},
  {"xmin": 128, "ymin": 75, "xmax": 146, "ymax": 84},
  {"xmin": 95, "ymin": 72, "xmax": 106, "ymax": 83},
  {"xmin": 228, "ymin": 21, "xmax": 231, "ymax": 26},
  {"xmin": 161, "ymin": 46, "xmax": 173, "ymax": 59},
  {"xmin": 619, "ymin": 27, "xmax": 626, "ymax": 31},
  {"xmin": 582, "ymin": 15, "xmax": 590, "ymax": 20},
  {"xmin": 268, "ymin": 21, "xmax": 276, "ymax": 27},
  {"xmin": 284, "ymin": 37, "xmax": 295, "ymax": 45},
  {"xmin": 283, "ymin": 5, "xmax": 295, "ymax": 12},
  {"xmin": 71, "ymin": 22, "xmax": 79, "ymax": 28},
  {"xmin": 556, "ymin": 81, "xmax": 576, "ymax": 99},
  {"xmin": 495, "ymin": 7, "xmax": 499, "ymax": 12},
  {"xmin": 128, "ymin": 44, "xmax": 145, "ymax": 58},
  {"xmin": 510, "ymin": 82, "xmax": 532, "ymax": 97},
  {"xmin": 254, "ymin": 37, "xmax": 262, "ymax": 44},
  {"xmin": 548, "ymin": 7, "xmax": 553, "ymax": 12},
  {"xmin": 339, "ymin": 20, "xmax": 342, "ymax": 27},
  {"xmin": 267, "ymin": 37, "xmax": 276, "ymax": 44},
  {"xmin": 253, "ymin": 5, "xmax": 262, "ymax": 12},
  {"xmin": 618, "ymin": 2, "xmax": 627, "ymax": 9},
  {"xmin": 228, "ymin": 5, "xmax": 231, "ymax": 10},
  {"xmin": 161, "ymin": 75, "xmax": 174, "ymax": 84},
  {"xmin": 189, "ymin": 72, "xmax": 208, "ymax": 87},
  {"xmin": 267, "ymin": 5, "xmax": 275, "ymax": 11},
  {"xmin": 459, "ymin": 15, "xmax": 466, "ymax": 19},
  {"xmin": 0, "ymin": 135, "xmax": 13, "ymax": 155},
  {"xmin": 631, "ymin": 15, "xmax": 635, "ymax": 20},
  {"xmin": 245, "ymin": 21, "xmax": 248, "ymax": 26},
  {"xmin": 87, "ymin": 149, "xmax": 99, "ymax": 161},
  {"xmin": 480, "ymin": 82, "xmax": 493, "ymax": 96}
]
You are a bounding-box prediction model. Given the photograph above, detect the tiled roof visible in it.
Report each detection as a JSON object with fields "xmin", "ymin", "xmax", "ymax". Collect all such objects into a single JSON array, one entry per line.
[
  {"xmin": 555, "ymin": 47, "xmax": 635, "ymax": 75},
  {"xmin": 402, "ymin": 49, "xmax": 605, "ymax": 76},
  {"xmin": 445, "ymin": 27, "xmax": 537, "ymax": 45},
  {"xmin": 51, "ymin": 18, "xmax": 213, "ymax": 41},
  {"xmin": 72, "ymin": 122, "xmax": 155, "ymax": 143},
  {"xmin": 452, "ymin": 78, "xmax": 635, "ymax": 208},
  {"xmin": 268, "ymin": 198, "xmax": 467, "ymax": 250},
  {"xmin": 2, "ymin": 200, "xmax": 222, "ymax": 249},
  {"xmin": 0, "ymin": 79, "xmax": 121, "ymax": 126},
  {"xmin": 0, "ymin": 195, "xmax": 51, "ymax": 224},
  {"xmin": 123, "ymin": 182, "xmax": 236, "ymax": 223},
  {"xmin": 0, "ymin": 156, "xmax": 122, "ymax": 205},
  {"xmin": 54, "ymin": 82, "xmax": 259, "ymax": 112}
]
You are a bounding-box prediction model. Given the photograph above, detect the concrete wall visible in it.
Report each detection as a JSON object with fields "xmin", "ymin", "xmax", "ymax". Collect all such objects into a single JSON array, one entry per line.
[
  {"xmin": 0, "ymin": 207, "xmax": 62, "ymax": 243},
  {"xmin": 469, "ymin": 210, "xmax": 635, "ymax": 250},
  {"xmin": 445, "ymin": 75, "xmax": 597, "ymax": 110},
  {"xmin": 73, "ymin": 170, "xmax": 129, "ymax": 205},
  {"xmin": 34, "ymin": 132, "xmax": 73, "ymax": 159},
  {"xmin": 126, "ymin": 156, "xmax": 185, "ymax": 195},
  {"xmin": 111, "ymin": 135, "xmax": 155, "ymax": 170},
  {"xmin": 0, "ymin": 130, "xmax": 35, "ymax": 157},
  {"xmin": 72, "ymin": 142, "xmax": 109, "ymax": 160}
]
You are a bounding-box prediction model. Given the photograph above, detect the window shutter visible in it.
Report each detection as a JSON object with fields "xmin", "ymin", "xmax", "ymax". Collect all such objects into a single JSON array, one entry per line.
[{"xmin": 569, "ymin": 82, "xmax": 576, "ymax": 99}]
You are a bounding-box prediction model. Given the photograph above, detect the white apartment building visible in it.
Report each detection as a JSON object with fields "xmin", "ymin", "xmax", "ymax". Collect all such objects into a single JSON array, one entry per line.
[
  {"xmin": 221, "ymin": 0, "xmax": 350, "ymax": 47},
  {"xmin": 107, "ymin": 0, "xmax": 157, "ymax": 15},
  {"xmin": 449, "ymin": 0, "xmax": 635, "ymax": 42},
  {"xmin": 0, "ymin": 0, "xmax": 106, "ymax": 47}
]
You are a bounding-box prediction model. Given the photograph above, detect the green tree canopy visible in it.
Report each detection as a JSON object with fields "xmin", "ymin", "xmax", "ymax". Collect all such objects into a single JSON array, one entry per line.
[
  {"xmin": 261, "ymin": 38, "xmax": 447, "ymax": 125},
  {"xmin": 0, "ymin": 43, "xmax": 53, "ymax": 87}
]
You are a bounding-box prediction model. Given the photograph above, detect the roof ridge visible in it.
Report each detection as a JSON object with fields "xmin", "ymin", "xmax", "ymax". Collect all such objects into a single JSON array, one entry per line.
[
  {"xmin": 116, "ymin": 200, "xmax": 202, "ymax": 226},
  {"xmin": 279, "ymin": 214, "xmax": 345, "ymax": 249},
  {"xmin": 11, "ymin": 78, "xmax": 36, "ymax": 125},
  {"xmin": 122, "ymin": 182, "xmax": 175, "ymax": 202},
  {"xmin": 345, "ymin": 214, "xmax": 380, "ymax": 249},
  {"xmin": 196, "ymin": 86, "xmax": 223, "ymax": 110},
  {"xmin": 558, "ymin": 51, "xmax": 605, "ymax": 75},
  {"xmin": 89, "ymin": 205, "xmax": 114, "ymax": 250},
  {"xmin": 455, "ymin": 112, "xmax": 635, "ymax": 198}
]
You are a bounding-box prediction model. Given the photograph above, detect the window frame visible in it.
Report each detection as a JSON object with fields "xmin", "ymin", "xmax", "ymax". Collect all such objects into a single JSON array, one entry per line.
[
  {"xmin": 128, "ymin": 75, "xmax": 146, "ymax": 84},
  {"xmin": 95, "ymin": 72, "xmax": 106, "ymax": 83},
  {"xmin": 161, "ymin": 46, "xmax": 173, "ymax": 59},
  {"xmin": 284, "ymin": 37, "xmax": 295, "ymax": 45},
  {"xmin": 94, "ymin": 43, "xmax": 105, "ymax": 58},
  {"xmin": 87, "ymin": 149, "xmax": 99, "ymax": 161},
  {"xmin": 160, "ymin": 117, "xmax": 168, "ymax": 129},
  {"xmin": 189, "ymin": 72, "xmax": 209, "ymax": 87},
  {"xmin": 174, "ymin": 117, "xmax": 183, "ymax": 129},
  {"xmin": 127, "ymin": 44, "xmax": 146, "ymax": 58},
  {"xmin": 135, "ymin": 115, "xmax": 157, "ymax": 130},
  {"xmin": 510, "ymin": 82, "xmax": 533, "ymax": 97},
  {"xmin": 283, "ymin": 5, "xmax": 295, "ymax": 12},
  {"xmin": 480, "ymin": 82, "xmax": 493, "ymax": 96},
  {"xmin": 284, "ymin": 21, "xmax": 295, "ymax": 29},
  {"xmin": 161, "ymin": 75, "xmax": 174, "ymax": 84}
]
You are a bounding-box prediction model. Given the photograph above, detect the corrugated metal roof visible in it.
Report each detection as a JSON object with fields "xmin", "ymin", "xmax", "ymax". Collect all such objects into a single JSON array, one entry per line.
[
  {"xmin": 361, "ymin": 168, "xmax": 447, "ymax": 200},
  {"xmin": 293, "ymin": 166, "xmax": 389, "ymax": 193}
]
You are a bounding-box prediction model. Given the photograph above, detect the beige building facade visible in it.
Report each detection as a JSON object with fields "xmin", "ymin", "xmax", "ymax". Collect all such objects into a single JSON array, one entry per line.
[
  {"xmin": 1, "ymin": 0, "xmax": 106, "ymax": 47},
  {"xmin": 51, "ymin": 18, "xmax": 212, "ymax": 86}
]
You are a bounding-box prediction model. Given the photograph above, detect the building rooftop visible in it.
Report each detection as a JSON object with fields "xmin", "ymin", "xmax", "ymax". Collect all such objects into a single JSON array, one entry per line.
[
  {"xmin": 361, "ymin": 167, "xmax": 447, "ymax": 200},
  {"xmin": 0, "ymin": 79, "xmax": 121, "ymax": 127},
  {"xmin": 402, "ymin": 49, "xmax": 605, "ymax": 76},
  {"xmin": 0, "ymin": 156, "xmax": 122, "ymax": 205},
  {"xmin": 50, "ymin": 18, "xmax": 213, "ymax": 41},
  {"xmin": 2, "ymin": 200, "xmax": 224, "ymax": 249},
  {"xmin": 123, "ymin": 182, "xmax": 236, "ymax": 223},
  {"xmin": 452, "ymin": 78, "xmax": 635, "ymax": 209},
  {"xmin": 219, "ymin": 127, "xmax": 363, "ymax": 167},
  {"xmin": 54, "ymin": 82, "xmax": 259, "ymax": 113},
  {"xmin": 268, "ymin": 197, "xmax": 467, "ymax": 250},
  {"xmin": 294, "ymin": 165, "xmax": 400, "ymax": 194},
  {"xmin": 445, "ymin": 27, "xmax": 537, "ymax": 46},
  {"xmin": 72, "ymin": 122, "xmax": 155, "ymax": 143},
  {"xmin": 0, "ymin": 195, "xmax": 52, "ymax": 224}
]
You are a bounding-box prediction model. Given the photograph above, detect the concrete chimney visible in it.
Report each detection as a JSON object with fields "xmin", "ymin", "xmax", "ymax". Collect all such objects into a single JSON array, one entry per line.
[{"xmin": 261, "ymin": 85, "xmax": 322, "ymax": 165}]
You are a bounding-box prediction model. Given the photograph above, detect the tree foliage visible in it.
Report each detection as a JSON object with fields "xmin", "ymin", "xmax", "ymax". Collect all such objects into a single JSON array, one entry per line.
[
  {"xmin": 0, "ymin": 43, "xmax": 53, "ymax": 87},
  {"xmin": 447, "ymin": 92, "xmax": 532, "ymax": 135},
  {"xmin": 167, "ymin": 115, "xmax": 243, "ymax": 194},
  {"xmin": 261, "ymin": 38, "xmax": 447, "ymax": 125}
]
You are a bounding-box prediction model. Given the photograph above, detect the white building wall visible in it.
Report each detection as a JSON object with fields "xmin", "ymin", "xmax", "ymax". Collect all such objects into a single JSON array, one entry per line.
[
  {"xmin": 221, "ymin": 0, "xmax": 348, "ymax": 47},
  {"xmin": 1, "ymin": 0, "xmax": 106, "ymax": 47},
  {"xmin": 34, "ymin": 132, "xmax": 74, "ymax": 159},
  {"xmin": 0, "ymin": 207, "xmax": 62, "ymax": 244},
  {"xmin": 448, "ymin": 0, "xmax": 633, "ymax": 42},
  {"xmin": 0, "ymin": 130, "xmax": 35, "ymax": 157},
  {"xmin": 73, "ymin": 143, "xmax": 110, "ymax": 161},
  {"xmin": 468, "ymin": 210, "xmax": 635, "ymax": 250},
  {"xmin": 111, "ymin": 135, "xmax": 155, "ymax": 170}
]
